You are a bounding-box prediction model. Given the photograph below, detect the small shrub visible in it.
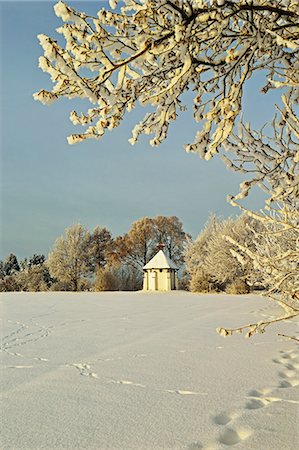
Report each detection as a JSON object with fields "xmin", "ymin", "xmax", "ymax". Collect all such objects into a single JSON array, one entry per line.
[
  {"xmin": 94, "ymin": 267, "xmax": 119, "ymax": 291},
  {"xmin": 225, "ymin": 279, "xmax": 250, "ymax": 295},
  {"xmin": 189, "ymin": 268, "xmax": 217, "ymax": 293},
  {"xmin": 49, "ymin": 280, "xmax": 72, "ymax": 291},
  {"xmin": 178, "ymin": 273, "xmax": 190, "ymax": 291},
  {"xmin": 0, "ymin": 275, "xmax": 21, "ymax": 292}
]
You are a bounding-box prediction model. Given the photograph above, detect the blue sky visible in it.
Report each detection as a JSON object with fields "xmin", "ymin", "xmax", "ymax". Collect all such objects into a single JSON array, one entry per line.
[{"xmin": 0, "ymin": 1, "xmax": 283, "ymax": 259}]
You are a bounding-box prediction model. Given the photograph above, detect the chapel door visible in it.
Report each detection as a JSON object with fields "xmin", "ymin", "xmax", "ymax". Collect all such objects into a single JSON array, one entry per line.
[{"xmin": 149, "ymin": 271, "xmax": 157, "ymax": 290}]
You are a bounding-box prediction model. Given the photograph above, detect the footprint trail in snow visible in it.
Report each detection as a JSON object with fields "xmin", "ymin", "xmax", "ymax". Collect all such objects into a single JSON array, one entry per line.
[{"xmin": 196, "ymin": 346, "xmax": 298, "ymax": 449}]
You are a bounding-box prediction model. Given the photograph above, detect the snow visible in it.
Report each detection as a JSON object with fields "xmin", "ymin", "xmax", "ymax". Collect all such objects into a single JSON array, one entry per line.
[
  {"xmin": 143, "ymin": 250, "xmax": 178, "ymax": 270},
  {"xmin": 1, "ymin": 292, "xmax": 298, "ymax": 449}
]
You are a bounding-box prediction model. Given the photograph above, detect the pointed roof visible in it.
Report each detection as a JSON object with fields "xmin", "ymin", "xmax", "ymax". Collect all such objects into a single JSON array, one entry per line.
[{"xmin": 143, "ymin": 250, "xmax": 178, "ymax": 270}]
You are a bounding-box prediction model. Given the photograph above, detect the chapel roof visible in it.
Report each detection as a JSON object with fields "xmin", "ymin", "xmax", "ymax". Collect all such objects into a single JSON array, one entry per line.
[{"xmin": 143, "ymin": 250, "xmax": 178, "ymax": 270}]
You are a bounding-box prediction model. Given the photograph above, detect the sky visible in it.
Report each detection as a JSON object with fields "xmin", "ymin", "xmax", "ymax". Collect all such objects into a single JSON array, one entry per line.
[{"xmin": 0, "ymin": 1, "xmax": 283, "ymax": 260}]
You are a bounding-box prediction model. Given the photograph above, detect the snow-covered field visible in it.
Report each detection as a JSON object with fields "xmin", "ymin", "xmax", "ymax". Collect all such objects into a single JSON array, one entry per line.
[{"xmin": 1, "ymin": 292, "xmax": 298, "ymax": 450}]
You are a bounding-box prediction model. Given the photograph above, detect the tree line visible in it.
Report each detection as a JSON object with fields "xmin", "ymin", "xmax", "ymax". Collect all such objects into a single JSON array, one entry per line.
[
  {"xmin": 2, "ymin": 212, "xmax": 292, "ymax": 295},
  {"xmin": 0, "ymin": 216, "xmax": 189, "ymax": 292}
]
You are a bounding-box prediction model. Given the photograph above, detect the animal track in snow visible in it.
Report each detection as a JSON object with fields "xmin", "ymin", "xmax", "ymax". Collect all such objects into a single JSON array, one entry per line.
[
  {"xmin": 248, "ymin": 388, "xmax": 272, "ymax": 397},
  {"xmin": 69, "ymin": 363, "xmax": 98, "ymax": 379},
  {"xmin": 165, "ymin": 389, "xmax": 207, "ymax": 396},
  {"xmin": 188, "ymin": 441, "xmax": 204, "ymax": 449},
  {"xmin": 245, "ymin": 396, "xmax": 284, "ymax": 410},
  {"xmin": 97, "ymin": 353, "xmax": 146, "ymax": 363},
  {"xmin": 98, "ymin": 356, "xmax": 122, "ymax": 362},
  {"xmin": 2, "ymin": 350, "xmax": 23, "ymax": 357},
  {"xmin": 1, "ymin": 318, "xmax": 53, "ymax": 356},
  {"xmin": 245, "ymin": 387, "xmax": 277, "ymax": 410},
  {"xmin": 200, "ymin": 347, "xmax": 298, "ymax": 450},
  {"xmin": 285, "ymin": 362, "xmax": 299, "ymax": 370},
  {"xmin": 218, "ymin": 427, "xmax": 252, "ymax": 446},
  {"xmin": 69, "ymin": 363, "xmax": 209, "ymax": 397},
  {"xmin": 275, "ymin": 350, "xmax": 299, "ymax": 388},
  {"xmin": 8, "ymin": 365, "xmax": 33, "ymax": 369},
  {"xmin": 278, "ymin": 369, "xmax": 297, "ymax": 378},
  {"xmin": 279, "ymin": 378, "xmax": 299, "ymax": 388},
  {"xmin": 110, "ymin": 379, "xmax": 145, "ymax": 388},
  {"xmin": 279, "ymin": 350, "xmax": 298, "ymax": 360},
  {"xmin": 2, "ymin": 317, "xmax": 86, "ymax": 364},
  {"xmin": 254, "ymin": 396, "xmax": 299, "ymax": 406},
  {"xmin": 213, "ymin": 412, "xmax": 239, "ymax": 425}
]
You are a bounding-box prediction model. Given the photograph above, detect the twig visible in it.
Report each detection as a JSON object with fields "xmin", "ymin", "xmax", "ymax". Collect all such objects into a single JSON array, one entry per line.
[{"xmin": 278, "ymin": 333, "xmax": 299, "ymax": 343}]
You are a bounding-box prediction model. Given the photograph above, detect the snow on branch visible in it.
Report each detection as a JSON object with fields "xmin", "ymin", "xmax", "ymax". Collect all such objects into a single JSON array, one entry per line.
[
  {"xmin": 216, "ymin": 309, "xmax": 299, "ymax": 338},
  {"xmin": 34, "ymin": 0, "xmax": 299, "ymax": 155}
]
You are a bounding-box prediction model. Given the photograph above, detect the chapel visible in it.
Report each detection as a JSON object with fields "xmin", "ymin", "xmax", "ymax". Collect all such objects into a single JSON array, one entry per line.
[{"xmin": 143, "ymin": 246, "xmax": 178, "ymax": 291}]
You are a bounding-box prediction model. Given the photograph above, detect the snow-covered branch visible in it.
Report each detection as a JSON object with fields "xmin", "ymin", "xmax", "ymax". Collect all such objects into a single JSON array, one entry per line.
[
  {"xmin": 34, "ymin": 0, "xmax": 299, "ymax": 155},
  {"xmin": 217, "ymin": 309, "xmax": 299, "ymax": 338}
]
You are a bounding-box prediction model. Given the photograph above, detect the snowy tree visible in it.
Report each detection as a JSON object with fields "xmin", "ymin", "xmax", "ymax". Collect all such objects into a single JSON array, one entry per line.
[
  {"xmin": 185, "ymin": 214, "xmax": 219, "ymax": 292},
  {"xmin": 47, "ymin": 224, "xmax": 91, "ymax": 291},
  {"xmin": 34, "ymin": 0, "xmax": 298, "ymax": 335},
  {"xmin": 16, "ymin": 254, "xmax": 53, "ymax": 291},
  {"xmin": 185, "ymin": 214, "xmax": 261, "ymax": 293},
  {"xmin": 217, "ymin": 107, "xmax": 299, "ymax": 338},
  {"xmin": 205, "ymin": 215, "xmax": 262, "ymax": 288},
  {"xmin": 0, "ymin": 261, "xmax": 5, "ymax": 280},
  {"xmin": 3, "ymin": 254, "xmax": 20, "ymax": 276},
  {"xmin": 28, "ymin": 254, "xmax": 46, "ymax": 268},
  {"xmin": 16, "ymin": 266, "xmax": 53, "ymax": 292}
]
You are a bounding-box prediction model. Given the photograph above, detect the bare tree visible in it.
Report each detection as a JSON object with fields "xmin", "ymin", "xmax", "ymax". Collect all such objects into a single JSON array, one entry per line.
[
  {"xmin": 115, "ymin": 215, "xmax": 189, "ymax": 269},
  {"xmin": 153, "ymin": 215, "xmax": 191, "ymax": 264},
  {"xmin": 87, "ymin": 226, "xmax": 114, "ymax": 272},
  {"xmin": 115, "ymin": 217, "xmax": 156, "ymax": 271}
]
